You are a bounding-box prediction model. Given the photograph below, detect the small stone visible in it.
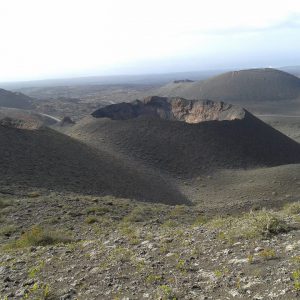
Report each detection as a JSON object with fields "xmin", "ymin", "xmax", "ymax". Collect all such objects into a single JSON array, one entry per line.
[
  {"xmin": 254, "ymin": 247, "xmax": 264, "ymax": 253},
  {"xmin": 23, "ymin": 279, "xmax": 35, "ymax": 286},
  {"xmin": 29, "ymin": 246, "xmax": 37, "ymax": 252},
  {"xmin": 4, "ymin": 276, "xmax": 12, "ymax": 282},
  {"xmin": 285, "ymin": 244, "xmax": 295, "ymax": 251},
  {"xmin": 148, "ymin": 243, "xmax": 154, "ymax": 249},
  {"xmin": 166, "ymin": 252, "xmax": 175, "ymax": 257},
  {"xmin": 90, "ymin": 267, "xmax": 100, "ymax": 274},
  {"xmin": 228, "ymin": 258, "xmax": 248, "ymax": 264},
  {"xmin": 223, "ymin": 249, "xmax": 232, "ymax": 255},
  {"xmin": 15, "ymin": 289, "xmax": 27, "ymax": 297}
]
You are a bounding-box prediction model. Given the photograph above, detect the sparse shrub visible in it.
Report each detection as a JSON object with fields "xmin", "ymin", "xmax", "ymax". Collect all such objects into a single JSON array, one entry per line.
[
  {"xmin": 207, "ymin": 209, "xmax": 289, "ymax": 240},
  {"xmin": 214, "ymin": 269, "xmax": 223, "ymax": 278},
  {"xmin": 292, "ymin": 270, "xmax": 300, "ymax": 291},
  {"xmin": 0, "ymin": 225, "xmax": 17, "ymax": 236},
  {"xmin": 22, "ymin": 282, "xmax": 53, "ymax": 300},
  {"xmin": 118, "ymin": 223, "xmax": 140, "ymax": 245},
  {"xmin": 284, "ymin": 202, "xmax": 300, "ymax": 215},
  {"xmin": 157, "ymin": 285, "xmax": 177, "ymax": 300},
  {"xmin": 236, "ymin": 277, "xmax": 241, "ymax": 290},
  {"xmin": 46, "ymin": 217, "xmax": 60, "ymax": 225},
  {"xmin": 28, "ymin": 261, "xmax": 45, "ymax": 278},
  {"xmin": 294, "ymin": 281, "xmax": 300, "ymax": 291},
  {"xmin": 169, "ymin": 205, "xmax": 187, "ymax": 218},
  {"xmin": 123, "ymin": 206, "xmax": 157, "ymax": 223},
  {"xmin": 27, "ymin": 192, "xmax": 40, "ymax": 198},
  {"xmin": 10, "ymin": 226, "xmax": 72, "ymax": 248},
  {"xmin": 162, "ymin": 220, "xmax": 178, "ymax": 228},
  {"xmin": 159, "ymin": 244, "xmax": 170, "ymax": 254},
  {"xmin": 176, "ymin": 259, "xmax": 186, "ymax": 272},
  {"xmin": 85, "ymin": 216, "xmax": 99, "ymax": 224},
  {"xmin": 108, "ymin": 246, "xmax": 134, "ymax": 264},
  {"xmin": 193, "ymin": 215, "xmax": 209, "ymax": 226},
  {"xmin": 259, "ymin": 248, "xmax": 276, "ymax": 260},
  {"xmin": 86, "ymin": 205, "xmax": 110, "ymax": 215},
  {"xmin": 0, "ymin": 198, "xmax": 11, "ymax": 209},
  {"xmin": 146, "ymin": 274, "xmax": 163, "ymax": 284},
  {"xmin": 293, "ymin": 270, "xmax": 300, "ymax": 280},
  {"xmin": 133, "ymin": 259, "xmax": 146, "ymax": 272},
  {"xmin": 292, "ymin": 256, "xmax": 300, "ymax": 264},
  {"xmin": 214, "ymin": 267, "xmax": 229, "ymax": 278},
  {"xmin": 247, "ymin": 253, "xmax": 254, "ymax": 264},
  {"xmin": 250, "ymin": 210, "xmax": 289, "ymax": 237}
]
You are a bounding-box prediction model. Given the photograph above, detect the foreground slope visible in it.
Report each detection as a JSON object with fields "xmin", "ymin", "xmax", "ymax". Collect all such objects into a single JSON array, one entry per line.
[
  {"xmin": 71, "ymin": 97, "xmax": 300, "ymax": 179},
  {"xmin": 157, "ymin": 68, "xmax": 300, "ymax": 103},
  {"xmin": 3, "ymin": 190, "xmax": 300, "ymax": 299},
  {"xmin": 0, "ymin": 123, "xmax": 186, "ymax": 204}
]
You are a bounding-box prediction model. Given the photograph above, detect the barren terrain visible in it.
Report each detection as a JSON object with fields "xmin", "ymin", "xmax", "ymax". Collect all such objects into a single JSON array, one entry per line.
[{"xmin": 1, "ymin": 70, "xmax": 300, "ymax": 299}]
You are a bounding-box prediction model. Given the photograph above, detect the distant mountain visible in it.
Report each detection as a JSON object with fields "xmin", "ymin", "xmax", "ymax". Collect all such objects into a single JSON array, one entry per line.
[
  {"xmin": 0, "ymin": 88, "xmax": 33, "ymax": 109},
  {"xmin": 156, "ymin": 68, "xmax": 300, "ymax": 103},
  {"xmin": 280, "ymin": 66, "xmax": 300, "ymax": 77}
]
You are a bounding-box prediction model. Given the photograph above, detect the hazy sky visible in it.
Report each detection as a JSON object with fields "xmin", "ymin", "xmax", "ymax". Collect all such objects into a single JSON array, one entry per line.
[{"xmin": 1, "ymin": 0, "xmax": 300, "ymax": 81}]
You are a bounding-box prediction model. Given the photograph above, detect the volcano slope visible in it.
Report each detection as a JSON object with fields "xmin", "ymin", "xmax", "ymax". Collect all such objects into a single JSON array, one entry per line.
[
  {"xmin": 155, "ymin": 68, "xmax": 300, "ymax": 112},
  {"xmin": 0, "ymin": 88, "xmax": 33, "ymax": 109},
  {"xmin": 0, "ymin": 121, "xmax": 187, "ymax": 205},
  {"xmin": 0, "ymin": 107, "xmax": 59, "ymax": 129},
  {"xmin": 71, "ymin": 96, "xmax": 300, "ymax": 179},
  {"xmin": 64, "ymin": 96, "xmax": 300, "ymax": 212}
]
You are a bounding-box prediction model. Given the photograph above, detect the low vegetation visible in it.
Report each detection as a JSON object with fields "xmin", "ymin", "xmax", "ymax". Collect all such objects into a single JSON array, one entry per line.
[
  {"xmin": 6, "ymin": 226, "xmax": 73, "ymax": 249},
  {"xmin": 207, "ymin": 209, "xmax": 290, "ymax": 241},
  {"xmin": 2, "ymin": 192, "xmax": 300, "ymax": 299}
]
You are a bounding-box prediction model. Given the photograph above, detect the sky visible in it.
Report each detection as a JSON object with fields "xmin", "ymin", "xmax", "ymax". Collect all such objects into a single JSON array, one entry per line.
[{"xmin": 1, "ymin": 0, "xmax": 300, "ymax": 81}]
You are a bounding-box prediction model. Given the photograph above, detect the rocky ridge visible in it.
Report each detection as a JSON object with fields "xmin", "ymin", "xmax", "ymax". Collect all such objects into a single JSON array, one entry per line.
[{"xmin": 92, "ymin": 96, "xmax": 245, "ymax": 123}]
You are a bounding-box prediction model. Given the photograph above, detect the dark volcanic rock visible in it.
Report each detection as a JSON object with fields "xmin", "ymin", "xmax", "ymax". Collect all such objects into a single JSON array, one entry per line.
[
  {"xmin": 92, "ymin": 96, "xmax": 245, "ymax": 123},
  {"xmin": 59, "ymin": 116, "xmax": 75, "ymax": 126}
]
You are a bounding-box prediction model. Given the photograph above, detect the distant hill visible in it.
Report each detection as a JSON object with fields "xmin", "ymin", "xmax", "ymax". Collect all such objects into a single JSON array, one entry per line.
[
  {"xmin": 70, "ymin": 97, "xmax": 300, "ymax": 178},
  {"xmin": 156, "ymin": 68, "xmax": 300, "ymax": 103},
  {"xmin": 0, "ymin": 123, "xmax": 186, "ymax": 204},
  {"xmin": 280, "ymin": 66, "xmax": 300, "ymax": 77},
  {"xmin": 0, "ymin": 88, "xmax": 33, "ymax": 109}
]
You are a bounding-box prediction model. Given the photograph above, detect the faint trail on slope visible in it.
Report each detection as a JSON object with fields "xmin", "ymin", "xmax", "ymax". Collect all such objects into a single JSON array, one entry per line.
[{"xmin": 39, "ymin": 113, "xmax": 61, "ymax": 122}]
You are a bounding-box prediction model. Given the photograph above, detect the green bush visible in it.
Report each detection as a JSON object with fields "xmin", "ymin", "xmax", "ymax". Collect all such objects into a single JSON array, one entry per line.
[
  {"xmin": 207, "ymin": 209, "xmax": 289, "ymax": 240},
  {"xmin": 0, "ymin": 225, "xmax": 17, "ymax": 236},
  {"xmin": 0, "ymin": 198, "xmax": 10, "ymax": 209},
  {"xmin": 284, "ymin": 202, "xmax": 300, "ymax": 215},
  {"xmin": 85, "ymin": 216, "xmax": 99, "ymax": 224},
  {"xmin": 11, "ymin": 226, "xmax": 72, "ymax": 248},
  {"xmin": 86, "ymin": 206, "xmax": 110, "ymax": 215},
  {"xmin": 123, "ymin": 206, "xmax": 158, "ymax": 223},
  {"xmin": 259, "ymin": 248, "xmax": 276, "ymax": 260}
]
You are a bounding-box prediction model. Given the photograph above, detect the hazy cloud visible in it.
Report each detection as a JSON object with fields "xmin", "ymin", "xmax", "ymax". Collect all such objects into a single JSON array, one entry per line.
[{"xmin": 0, "ymin": 0, "xmax": 300, "ymax": 81}]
